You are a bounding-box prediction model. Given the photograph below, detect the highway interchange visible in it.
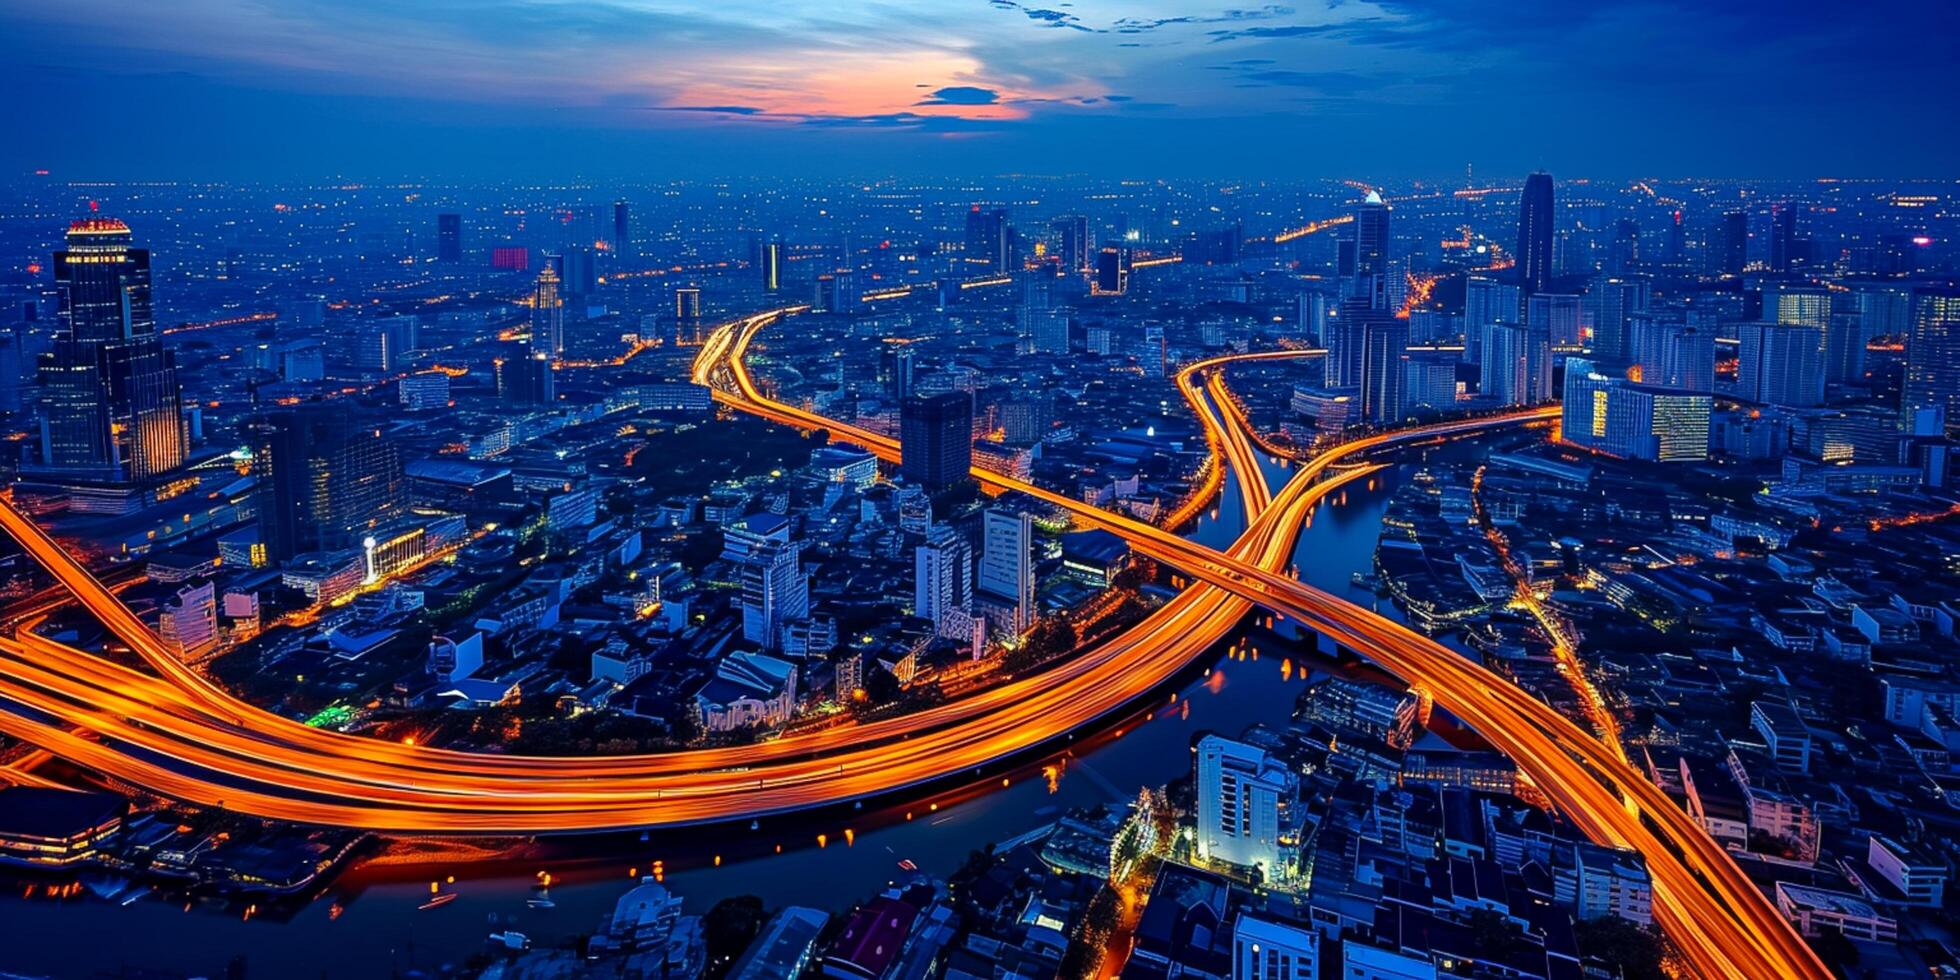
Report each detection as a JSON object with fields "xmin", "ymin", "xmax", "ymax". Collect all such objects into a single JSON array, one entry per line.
[{"xmin": 0, "ymin": 307, "xmax": 1825, "ymax": 977}]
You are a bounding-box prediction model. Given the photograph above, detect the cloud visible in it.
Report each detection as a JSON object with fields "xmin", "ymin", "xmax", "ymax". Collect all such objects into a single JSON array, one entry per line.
[
  {"xmin": 648, "ymin": 104, "xmax": 766, "ymax": 115},
  {"xmin": 916, "ymin": 85, "xmax": 1001, "ymax": 106}
]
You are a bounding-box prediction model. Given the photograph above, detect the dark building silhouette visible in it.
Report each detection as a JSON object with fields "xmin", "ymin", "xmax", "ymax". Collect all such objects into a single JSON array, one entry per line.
[
  {"xmin": 1051, "ymin": 214, "xmax": 1090, "ymax": 273},
  {"xmin": 437, "ymin": 213, "xmax": 462, "ymax": 263},
  {"xmin": 900, "ymin": 392, "xmax": 973, "ymax": 489},
  {"xmin": 1515, "ymin": 172, "xmax": 1555, "ymax": 315},
  {"xmin": 612, "ymin": 199, "xmax": 631, "ymax": 254},
  {"xmin": 1360, "ymin": 313, "xmax": 1410, "ymax": 425},
  {"xmin": 964, "ymin": 206, "xmax": 1009, "ymax": 273},
  {"xmin": 1095, "ymin": 243, "xmax": 1130, "ymax": 295},
  {"xmin": 1717, "ymin": 210, "xmax": 1749, "ymax": 276},
  {"xmin": 755, "ymin": 238, "xmax": 782, "ymax": 292},
  {"xmin": 497, "ymin": 342, "xmax": 556, "ymax": 406},
  {"xmin": 1354, "ymin": 190, "xmax": 1391, "ymax": 289},
  {"xmin": 35, "ymin": 218, "xmax": 188, "ymax": 483},
  {"xmin": 254, "ymin": 408, "xmax": 405, "ymax": 562}
]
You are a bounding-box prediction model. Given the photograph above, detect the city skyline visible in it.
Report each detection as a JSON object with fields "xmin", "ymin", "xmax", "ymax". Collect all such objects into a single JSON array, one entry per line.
[
  {"xmin": 0, "ymin": 8, "xmax": 1955, "ymax": 973},
  {"xmin": 4, "ymin": 0, "xmax": 1958, "ymax": 179}
]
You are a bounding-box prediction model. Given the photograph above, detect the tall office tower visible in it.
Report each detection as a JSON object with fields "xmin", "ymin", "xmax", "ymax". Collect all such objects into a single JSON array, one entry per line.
[
  {"xmin": 1903, "ymin": 289, "xmax": 1960, "ymax": 433},
  {"xmin": 1462, "ymin": 275, "xmax": 1519, "ymax": 365},
  {"xmin": 1666, "ymin": 209, "xmax": 1687, "ymax": 266},
  {"xmin": 674, "ymin": 286, "xmax": 702, "ymax": 343},
  {"xmin": 1632, "ymin": 320, "xmax": 1715, "ymax": 392},
  {"xmin": 1094, "ymin": 244, "xmax": 1130, "ymax": 295},
  {"xmin": 1402, "ymin": 350, "xmax": 1458, "ymax": 413},
  {"xmin": 531, "ymin": 266, "xmax": 565, "ymax": 356},
  {"xmin": 1354, "ymin": 190, "xmax": 1391, "ymax": 280},
  {"xmin": 722, "ymin": 514, "xmax": 807, "ymax": 651},
  {"xmin": 496, "ymin": 342, "xmax": 556, "ymax": 405},
  {"xmin": 1608, "ymin": 217, "xmax": 1640, "ymax": 275},
  {"xmin": 1824, "ymin": 311, "xmax": 1870, "ymax": 386},
  {"xmin": 36, "ymin": 218, "xmax": 188, "ymax": 482},
  {"xmin": 1716, "ymin": 209, "xmax": 1749, "ymax": 275},
  {"xmin": 437, "ymin": 213, "xmax": 463, "ymax": 263},
  {"xmin": 1586, "ymin": 274, "xmax": 1650, "ymax": 367},
  {"xmin": 1051, "ymin": 214, "xmax": 1090, "ymax": 273},
  {"xmin": 1297, "ymin": 292, "xmax": 1330, "ymax": 343},
  {"xmin": 1515, "ymin": 172, "xmax": 1555, "ymax": 315},
  {"xmin": 1323, "ymin": 297, "xmax": 1369, "ymax": 388},
  {"xmin": 1561, "ymin": 358, "xmax": 1710, "ymax": 462},
  {"xmin": 899, "ymin": 392, "xmax": 973, "ymax": 489},
  {"xmin": 0, "ymin": 327, "xmax": 26, "ymax": 415},
  {"xmin": 560, "ymin": 246, "xmax": 598, "ymax": 296},
  {"xmin": 1528, "ymin": 292, "xmax": 1584, "ymax": 347},
  {"xmin": 756, "ymin": 239, "xmax": 782, "ymax": 292},
  {"xmin": 914, "ymin": 525, "xmax": 973, "ymax": 630},
  {"xmin": 977, "ymin": 508, "xmax": 1034, "ymax": 635},
  {"xmin": 964, "ymin": 206, "xmax": 1009, "ymax": 272},
  {"xmin": 1360, "ymin": 313, "xmax": 1410, "ymax": 424},
  {"xmin": 1737, "ymin": 321, "xmax": 1826, "ymax": 407},
  {"xmin": 1195, "ymin": 734, "xmax": 1299, "ymax": 879},
  {"xmin": 611, "ymin": 199, "xmax": 630, "ymax": 255},
  {"xmin": 1769, "ymin": 204, "xmax": 1800, "ymax": 272},
  {"xmin": 1480, "ymin": 322, "xmax": 1530, "ymax": 406},
  {"xmin": 253, "ymin": 408, "xmax": 406, "ymax": 562},
  {"xmin": 879, "ymin": 346, "xmax": 915, "ymax": 402}
]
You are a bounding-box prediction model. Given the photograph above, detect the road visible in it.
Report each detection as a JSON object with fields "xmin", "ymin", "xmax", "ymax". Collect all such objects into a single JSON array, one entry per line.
[
  {"xmin": 0, "ymin": 307, "xmax": 1823, "ymax": 977},
  {"xmin": 698, "ymin": 310, "xmax": 1827, "ymax": 980}
]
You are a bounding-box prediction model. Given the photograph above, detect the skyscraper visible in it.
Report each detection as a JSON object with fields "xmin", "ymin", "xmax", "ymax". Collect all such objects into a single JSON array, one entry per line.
[
  {"xmin": 1737, "ymin": 321, "xmax": 1825, "ymax": 407},
  {"xmin": 900, "ymin": 392, "xmax": 973, "ymax": 489},
  {"xmin": 254, "ymin": 408, "xmax": 406, "ymax": 563},
  {"xmin": 964, "ymin": 206, "xmax": 1009, "ymax": 273},
  {"xmin": 1769, "ymin": 203, "xmax": 1800, "ymax": 273},
  {"xmin": 977, "ymin": 508, "xmax": 1034, "ymax": 635},
  {"xmin": 496, "ymin": 343, "xmax": 555, "ymax": 405},
  {"xmin": 674, "ymin": 286, "xmax": 702, "ymax": 343},
  {"xmin": 612, "ymin": 199, "xmax": 630, "ymax": 255},
  {"xmin": 1716, "ymin": 210, "xmax": 1749, "ymax": 276},
  {"xmin": 437, "ymin": 213, "xmax": 463, "ymax": 263},
  {"xmin": 36, "ymin": 218, "xmax": 188, "ymax": 483},
  {"xmin": 1094, "ymin": 244, "xmax": 1130, "ymax": 295},
  {"xmin": 531, "ymin": 266, "xmax": 565, "ymax": 356},
  {"xmin": 879, "ymin": 346, "xmax": 915, "ymax": 402},
  {"xmin": 1360, "ymin": 313, "xmax": 1409, "ymax": 424},
  {"xmin": 1051, "ymin": 214, "xmax": 1090, "ymax": 273},
  {"xmin": 1903, "ymin": 289, "xmax": 1960, "ymax": 434},
  {"xmin": 1586, "ymin": 275, "xmax": 1651, "ymax": 368},
  {"xmin": 1354, "ymin": 190, "xmax": 1391, "ymax": 286},
  {"xmin": 1480, "ymin": 322, "xmax": 1529, "ymax": 406},
  {"xmin": 1515, "ymin": 172, "xmax": 1555, "ymax": 314},
  {"xmin": 1463, "ymin": 275, "xmax": 1519, "ymax": 366},
  {"xmin": 756, "ymin": 239, "xmax": 782, "ymax": 293}
]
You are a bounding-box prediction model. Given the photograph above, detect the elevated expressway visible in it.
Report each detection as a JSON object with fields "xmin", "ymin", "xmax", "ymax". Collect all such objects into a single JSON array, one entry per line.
[
  {"xmin": 0, "ymin": 306, "xmax": 1822, "ymax": 977},
  {"xmin": 0, "ymin": 331, "xmax": 1385, "ymax": 824},
  {"xmin": 699, "ymin": 310, "xmax": 1828, "ymax": 980}
]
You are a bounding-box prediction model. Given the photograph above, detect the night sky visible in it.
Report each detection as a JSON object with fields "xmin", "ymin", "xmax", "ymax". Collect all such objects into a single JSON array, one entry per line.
[{"xmin": 4, "ymin": 0, "xmax": 1955, "ymax": 179}]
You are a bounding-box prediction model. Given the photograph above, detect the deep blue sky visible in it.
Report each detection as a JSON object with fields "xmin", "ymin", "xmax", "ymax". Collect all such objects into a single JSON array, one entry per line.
[{"xmin": 5, "ymin": 0, "xmax": 1955, "ymax": 180}]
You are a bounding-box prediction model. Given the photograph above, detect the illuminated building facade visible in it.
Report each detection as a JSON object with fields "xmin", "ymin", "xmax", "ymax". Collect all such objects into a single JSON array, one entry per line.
[
  {"xmin": 531, "ymin": 265, "xmax": 565, "ymax": 355},
  {"xmin": 35, "ymin": 219, "xmax": 189, "ymax": 483}
]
